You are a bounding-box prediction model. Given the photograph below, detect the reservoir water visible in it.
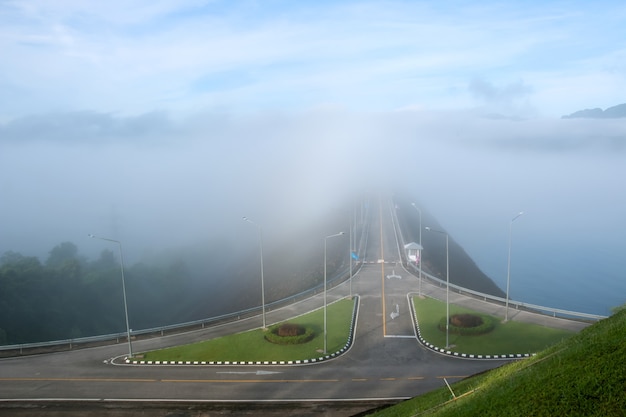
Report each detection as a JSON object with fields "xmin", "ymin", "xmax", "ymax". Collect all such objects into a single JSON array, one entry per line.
[
  {"xmin": 414, "ymin": 145, "xmax": 626, "ymax": 318},
  {"xmin": 460, "ymin": 231, "xmax": 626, "ymax": 317}
]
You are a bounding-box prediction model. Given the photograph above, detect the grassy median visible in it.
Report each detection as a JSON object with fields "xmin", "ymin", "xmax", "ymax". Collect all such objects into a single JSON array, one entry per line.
[
  {"xmin": 140, "ymin": 298, "xmax": 355, "ymax": 362},
  {"xmin": 413, "ymin": 296, "xmax": 575, "ymax": 355}
]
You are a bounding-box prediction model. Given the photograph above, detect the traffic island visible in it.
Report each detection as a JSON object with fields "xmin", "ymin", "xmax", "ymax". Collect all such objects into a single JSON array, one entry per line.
[
  {"xmin": 112, "ymin": 296, "xmax": 359, "ymax": 366},
  {"xmin": 411, "ymin": 296, "xmax": 574, "ymax": 360}
]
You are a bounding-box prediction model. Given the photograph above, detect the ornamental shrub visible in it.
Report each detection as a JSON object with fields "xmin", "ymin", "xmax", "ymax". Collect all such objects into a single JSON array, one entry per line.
[
  {"xmin": 439, "ymin": 313, "xmax": 496, "ymax": 336},
  {"xmin": 265, "ymin": 323, "xmax": 315, "ymax": 345}
]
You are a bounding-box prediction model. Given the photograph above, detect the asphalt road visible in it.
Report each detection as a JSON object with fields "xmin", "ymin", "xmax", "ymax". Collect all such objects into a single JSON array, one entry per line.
[{"xmin": 0, "ymin": 194, "xmax": 584, "ymax": 414}]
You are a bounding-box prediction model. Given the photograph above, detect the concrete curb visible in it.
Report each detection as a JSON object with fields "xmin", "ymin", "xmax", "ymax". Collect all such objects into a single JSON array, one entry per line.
[
  {"xmin": 410, "ymin": 296, "xmax": 534, "ymax": 361},
  {"xmin": 117, "ymin": 296, "xmax": 360, "ymax": 366}
]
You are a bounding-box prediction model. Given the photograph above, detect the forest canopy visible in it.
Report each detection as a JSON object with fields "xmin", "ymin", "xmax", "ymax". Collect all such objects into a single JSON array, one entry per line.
[
  {"xmin": 0, "ymin": 242, "xmax": 211, "ymax": 344},
  {"xmin": 0, "ymin": 235, "xmax": 348, "ymax": 345}
]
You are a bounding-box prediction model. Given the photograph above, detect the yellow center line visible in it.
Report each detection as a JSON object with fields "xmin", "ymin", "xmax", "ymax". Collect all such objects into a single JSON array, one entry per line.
[
  {"xmin": 0, "ymin": 377, "xmax": 343, "ymax": 384},
  {"xmin": 162, "ymin": 379, "xmax": 340, "ymax": 384},
  {"xmin": 1, "ymin": 376, "xmax": 430, "ymax": 384},
  {"xmin": 0, "ymin": 377, "xmax": 158, "ymax": 383}
]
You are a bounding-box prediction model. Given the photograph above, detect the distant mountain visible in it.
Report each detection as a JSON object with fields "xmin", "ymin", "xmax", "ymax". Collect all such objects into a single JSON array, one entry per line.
[{"xmin": 562, "ymin": 103, "xmax": 626, "ymax": 119}]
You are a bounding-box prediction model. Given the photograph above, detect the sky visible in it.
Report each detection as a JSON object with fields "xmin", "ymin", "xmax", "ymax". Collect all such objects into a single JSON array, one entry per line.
[
  {"xmin": 1, "ymin": 0, "xmax": 625, "ymax": 118},
  {"xmin": 1, "ymin": 1, "xmax": 625, "ymax": 313}
]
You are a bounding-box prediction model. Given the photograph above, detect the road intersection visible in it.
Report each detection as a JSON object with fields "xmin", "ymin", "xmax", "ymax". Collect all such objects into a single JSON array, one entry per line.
[{"xmin": 0, "ymin": 195, "xmax": 585, "ymax": 409}]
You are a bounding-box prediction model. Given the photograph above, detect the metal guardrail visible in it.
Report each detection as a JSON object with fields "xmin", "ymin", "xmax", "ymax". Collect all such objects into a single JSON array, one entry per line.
[
  {"xmin": 2, "ymin": 199, "xmax": 605, "ymax": 354},
  {"xmin": 389, "ymin": 198, "xmax": 607, "ymax": 322},
  {"xmin": 0, "ymin": 307, "xmax": 255, "ymax": 354},
  {"xmin": 0, "ymin": 203, "xmax": 373, "ymax": 355},
  {"xmin": 406, "ymin": 263, "xmax": 607, "ymax": 321},
  {"xmin": 0, "ymin": 264, "xmax": 356, "ymax": 354}
]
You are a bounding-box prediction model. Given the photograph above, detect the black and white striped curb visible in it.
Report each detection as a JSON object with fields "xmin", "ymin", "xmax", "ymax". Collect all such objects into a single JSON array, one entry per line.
[
  {"xmin": 410, "ymin": 298, "xmax": 535, "ymax": 360},
  {"xmin": 119, "ymin": 296, "xmax": 360, "ymax": 366}
]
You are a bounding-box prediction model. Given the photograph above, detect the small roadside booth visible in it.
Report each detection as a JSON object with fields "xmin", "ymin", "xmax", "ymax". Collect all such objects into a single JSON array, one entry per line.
[{"xmin": 404, "ymin": 242, "xmax": 423, "ymax": 265}]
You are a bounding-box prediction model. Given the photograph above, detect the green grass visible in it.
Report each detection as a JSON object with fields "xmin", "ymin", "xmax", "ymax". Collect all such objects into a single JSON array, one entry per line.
[
  {"xmin": 370, "ymin": 308, "xmax": 626, "ymax": 416},
  {"xmin": 141, "ymin": 298, "xmax": 355, "ymax": 362},
  {"xmin": 414, "ymin": 297, "xmax": 574, "ymax": 355}
]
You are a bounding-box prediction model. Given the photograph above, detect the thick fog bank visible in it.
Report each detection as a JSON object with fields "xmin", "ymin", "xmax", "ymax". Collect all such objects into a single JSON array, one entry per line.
[{"xmin": 1, "ymin": 110, "xmax": 625, "ymax": 314}]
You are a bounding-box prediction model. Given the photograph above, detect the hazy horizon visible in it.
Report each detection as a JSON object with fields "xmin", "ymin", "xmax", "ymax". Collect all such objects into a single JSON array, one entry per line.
[{"xmin": 2, "ymin": 1, "xmax": 625, "ymax": 315}]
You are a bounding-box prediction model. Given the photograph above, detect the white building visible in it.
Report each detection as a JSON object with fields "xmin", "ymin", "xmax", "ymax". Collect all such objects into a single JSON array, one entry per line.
[{"xmin": 404, "ymin": 242, "xmax": 423, "ymax": 264}]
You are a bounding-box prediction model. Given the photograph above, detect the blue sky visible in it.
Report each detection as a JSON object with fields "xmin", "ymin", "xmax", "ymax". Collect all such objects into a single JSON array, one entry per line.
[{"xmin": 2, "ymin": 0, "xmax": 626, "ymax": 120}]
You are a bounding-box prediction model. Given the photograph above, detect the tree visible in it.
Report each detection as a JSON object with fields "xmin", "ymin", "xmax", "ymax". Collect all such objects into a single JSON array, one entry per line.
[
  {"xmin": 46, "ymin": 242, "xmax": 78, "ymax": 269},
  {"xmin": 0, "ymin": 253, "xmax": 43, "ymax": 281},
  {"xmin": 1, "ymin": 251, "xmax": 25, "ymax": 266},
  {"xmin": 95, "ymin": 249, "xmax": 117, "ymax": 269}
]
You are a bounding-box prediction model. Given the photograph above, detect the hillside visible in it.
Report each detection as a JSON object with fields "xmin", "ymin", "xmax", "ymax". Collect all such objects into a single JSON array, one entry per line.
[
  {"xmin": 393, "ymin": 194, "xmax": 505, "ymax": 297},
  {"xmin": 369, "ymin": 308, "xmax": 626, "ymax": 416},
  {"xmin": 562, "ymin": 103, "xmax": 626, "ymax": 118}
]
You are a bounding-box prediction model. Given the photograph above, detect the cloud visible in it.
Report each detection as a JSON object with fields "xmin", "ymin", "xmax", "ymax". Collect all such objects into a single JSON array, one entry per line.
[
  {"xmin": 1, "ymin": 106, "xmax": 625, "ymax": 320},
  {"xmin": 469, "ymin": 78, "xmax": 532, "ymax": 104},
  {"xmin": 2, "ymin": 2, "xmax": 626, "ymax": 319},
  {"xmin": 0, "ymin": 111, "xmax": 175, "ymax": 144},
  {"xmin": 1, "ymin": 2, "xmax": 625, "ymax": 118}
]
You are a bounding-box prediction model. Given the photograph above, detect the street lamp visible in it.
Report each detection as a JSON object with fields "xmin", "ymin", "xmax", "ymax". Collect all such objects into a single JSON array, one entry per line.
[
  {"xmin": 505, "ymin": 212, "xmax": 524, "ymax": 322},
  {"xmin": 324, "ymin": 231, "xmax": 345, "ymax": 354},
  {"xmin": 243, "ymin": 217, "xmax": 266, "ymax": 329},
  {"xmin": 88, "ymin": 234, "xmax": 133, "ymax": 358},
  {"xmin": 349, "ymin": 211, "xmax": 354, "ymax": 299},
  {"xmin": 348, "ymin": 217, "xmax": 352, "ymax": 299},
  {"xmin": 411, "ymin": 203, "xmax": 423, "ymax": 297},
  {"xmin": 425, "ymin": 226, "xmax": 450, "ymax": 349}
]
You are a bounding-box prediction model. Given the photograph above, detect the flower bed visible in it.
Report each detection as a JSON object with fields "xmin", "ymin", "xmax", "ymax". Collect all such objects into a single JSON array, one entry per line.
[
  {"xmin": 264, "ymin": 323, "xmax": 315, "ymax": 345},
  {"xmin": 439, "ymin": 313, "xmax": 496, "ymax": 336}
]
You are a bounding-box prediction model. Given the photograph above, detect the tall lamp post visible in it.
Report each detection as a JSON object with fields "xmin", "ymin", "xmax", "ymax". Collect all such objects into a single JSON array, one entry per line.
[
  {"xmin": 243, "ymin": 217, "xmax": 266, "ymax": 329},
  {"xmin": 505, "ymin": 212, "xmax": 524, "ymax": 322},
  {"xmin": 88, "ymin": 234, "xmax": 133, "ymax": 358},
  {"xmin": 411, "ymin": 203, "xmax": 423, "ymax": 297},
  {"xmin": 425, "ymin": 227, "xmax": 449, "ymax": 349},
  {"xmin": 324, "ymin": 231, "xmax": 345, "ymax": 354},
  {"xmin": 349, "ymin": 212, "xmax": 354, "ymax": 299}
]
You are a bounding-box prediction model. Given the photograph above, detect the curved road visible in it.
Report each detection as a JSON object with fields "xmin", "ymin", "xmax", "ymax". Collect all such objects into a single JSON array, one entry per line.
[{"xmin": 1, "ymin": 195, "xmax": 574, "ymax": 413}]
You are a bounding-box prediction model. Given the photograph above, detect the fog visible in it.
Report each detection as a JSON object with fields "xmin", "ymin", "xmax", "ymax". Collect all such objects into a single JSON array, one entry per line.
[
  {"xmin": 1, "ymin": 110, "xmax": 385, "ymax": 261},
  {"xmin": 1, "ymin": 109, "xmax": 625, "ymax": 315},
  {"xmin": 3, "ymin": 1, "xmax": 626, "ymax": 343},
  {"xmin": 1, "ymin": 110, "xmax": 624, "ymax": 257}
]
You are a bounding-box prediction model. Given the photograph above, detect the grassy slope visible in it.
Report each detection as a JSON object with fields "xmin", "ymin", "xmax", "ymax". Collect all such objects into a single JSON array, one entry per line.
[{"xmin": 372, "ymin": 308, "xmax": 626, "ymax": 416}]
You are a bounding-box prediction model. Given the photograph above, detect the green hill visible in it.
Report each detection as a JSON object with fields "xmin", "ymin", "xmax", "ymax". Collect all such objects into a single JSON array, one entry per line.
[{"xmin": 369, "ymin": 308, "xmax": 626, "ymax": 416}]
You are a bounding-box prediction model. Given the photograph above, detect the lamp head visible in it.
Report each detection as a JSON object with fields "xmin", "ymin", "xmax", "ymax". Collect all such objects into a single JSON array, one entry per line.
[{"xmin": 512, "ymin": 212, "xmax": 524, "ymax": 222}]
